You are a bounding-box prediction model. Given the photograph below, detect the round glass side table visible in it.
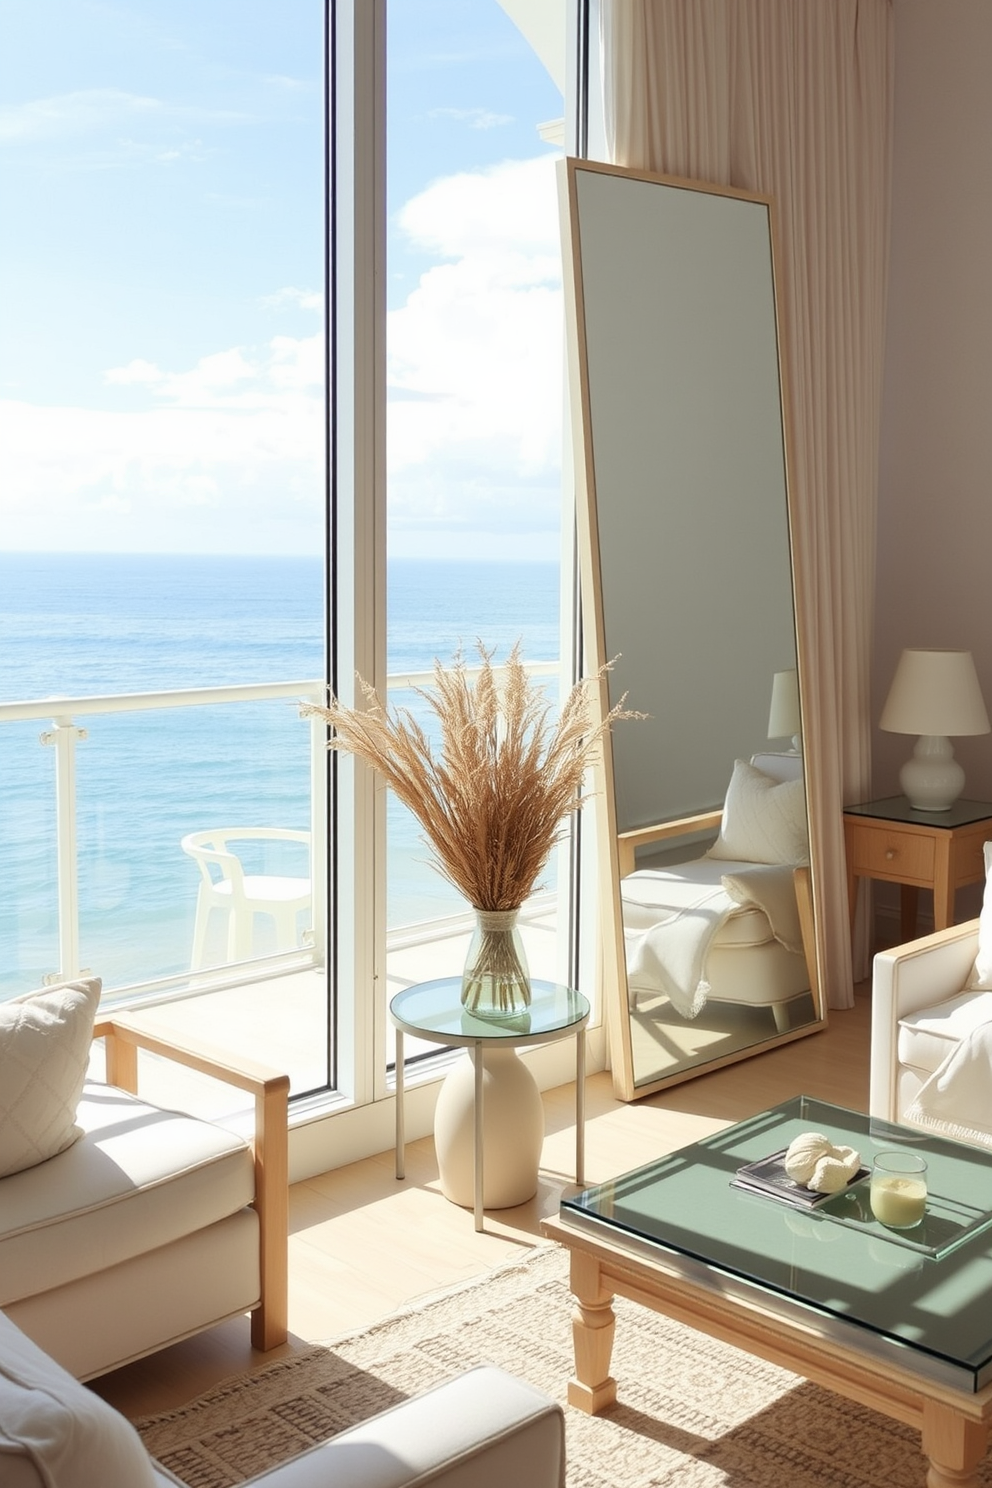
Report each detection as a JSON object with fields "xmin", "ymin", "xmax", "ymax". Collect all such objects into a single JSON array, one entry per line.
[{"xmin": 389, "ymin": 978, "xmax": 591, "ymax": 1232}]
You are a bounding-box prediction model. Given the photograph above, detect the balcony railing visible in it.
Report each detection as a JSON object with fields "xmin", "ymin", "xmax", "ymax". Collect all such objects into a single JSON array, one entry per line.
[{"xmin": 0, "ymin": 661, "xmax": 561, "ymax": 1003}]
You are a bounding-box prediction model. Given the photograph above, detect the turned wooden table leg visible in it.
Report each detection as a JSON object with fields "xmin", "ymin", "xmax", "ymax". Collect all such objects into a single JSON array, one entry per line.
[
  {"xmin": 922, "ymin": 1401, "xmax": 987, "ymax": 1488},
  {"xmin": 567, "ymin": 1250, "xmax": 617, "ymax": 1414}
]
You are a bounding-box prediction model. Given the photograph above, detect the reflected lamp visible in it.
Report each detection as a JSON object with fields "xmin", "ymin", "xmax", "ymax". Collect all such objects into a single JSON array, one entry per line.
[
  {"xmin": 879, "ymin": 648, "xmax": 990, "ymax": 811},
  {"xmin": 768, "ymin": 669, "xmax": 801, "ymax": 754}
]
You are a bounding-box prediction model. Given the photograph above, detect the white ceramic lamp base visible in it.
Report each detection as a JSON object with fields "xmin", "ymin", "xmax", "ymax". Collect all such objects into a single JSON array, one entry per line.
[
  {"xmin": 433, "ymin": 1047, "xmax": 544, "ymax": 1210},
  {"xmin": 899, "ymin": 735, "xmax": 965, "ymax": 812}
]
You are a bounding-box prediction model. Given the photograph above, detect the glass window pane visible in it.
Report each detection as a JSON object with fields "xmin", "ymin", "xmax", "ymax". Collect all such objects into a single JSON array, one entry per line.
[
  {"xmin": 385, "ymin": 2, "xmax": 568, "ymax": 1019},
  {"xmin": 0, "ymin": 4, "xmax": 330, "ymax": 1095}
]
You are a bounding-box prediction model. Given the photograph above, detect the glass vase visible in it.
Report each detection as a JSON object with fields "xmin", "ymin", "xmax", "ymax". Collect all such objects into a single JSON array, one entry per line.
[{"xmin": 461, "ymin": 907, "xmax": 531, "ymax": 1021}]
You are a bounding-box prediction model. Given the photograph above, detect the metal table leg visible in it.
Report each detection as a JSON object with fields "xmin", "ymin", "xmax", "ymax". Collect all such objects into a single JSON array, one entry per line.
[
  {"xmin": 395, "ymin": 1026, "xmax": 405, "ymax": 1180},
  {"xmin": 474, "ymin": 1042, "xmax": 484, "ymax": 1232},
  {"xmin": 575, "ymin": 1026, "xmax": 586, "ymax": 1187}
]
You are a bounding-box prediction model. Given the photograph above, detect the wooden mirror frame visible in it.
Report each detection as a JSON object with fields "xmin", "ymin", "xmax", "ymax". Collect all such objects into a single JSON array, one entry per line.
[{"xmin": 559, "ymin": 158, "xmax": 826, "ymax": 1100}]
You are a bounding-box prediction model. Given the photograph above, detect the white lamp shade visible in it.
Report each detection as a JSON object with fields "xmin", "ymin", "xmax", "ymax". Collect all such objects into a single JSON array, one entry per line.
[
  {"xmin": 767, "ymin": 669, "xmax": 801, "ymax": 740},
  {"xmin": 879, "ymin": 649, "xmax": 990, "ymax": 738}
]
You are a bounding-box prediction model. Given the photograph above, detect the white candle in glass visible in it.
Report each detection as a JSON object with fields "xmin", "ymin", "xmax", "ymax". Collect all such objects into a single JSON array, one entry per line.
[{"xmin": 870, "ymin": 1152, "xmax": 927, "ymax": 1229}]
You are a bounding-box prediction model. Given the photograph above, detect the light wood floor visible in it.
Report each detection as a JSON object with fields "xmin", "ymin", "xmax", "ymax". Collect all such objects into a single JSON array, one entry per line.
[{"xmin": 92, "ymin": 984, "xmax": 873, "ymax": 1422}]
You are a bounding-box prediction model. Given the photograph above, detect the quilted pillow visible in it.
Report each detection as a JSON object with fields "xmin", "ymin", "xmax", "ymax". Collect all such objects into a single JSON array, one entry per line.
[
  {"xmin": 706, "ymin": 758, "xmax": 808, "ymax": 866},
  {"xmin": 0, "ymin": 978, "xmax": 102, "ymax": 1179}
]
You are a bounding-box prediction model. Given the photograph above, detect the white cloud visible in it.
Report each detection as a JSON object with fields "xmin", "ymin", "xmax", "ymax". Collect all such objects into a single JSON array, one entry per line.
[
  {"xmin": 428, "ymin": 107, "xmax": 514, "ymax": 131},
  {"xmin": 261, "ymin": 286, "xmax": 324, "ymax": 313},
  {"xmin": 0, "ymin": 155, "xmax": 564, "ymax": 557},
  {"xmin": 0, "ymin": 333, "xmax": 325, "ymax": 553},
  {"xmin": 0, "ymin": 89, "xmax": 163, "ymax": 145},
  {"xmin": 387, "ymin": 154, "xmax": 563, "ymax": 543}
]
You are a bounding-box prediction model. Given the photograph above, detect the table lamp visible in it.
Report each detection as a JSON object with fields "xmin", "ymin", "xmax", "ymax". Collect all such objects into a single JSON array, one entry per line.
[
  {"xmin": 768, "ymin": 669, "xmax": 801, "ymax": 753},
  {"xmin": 879, "ymin": 648, "xmax": 990, "ymax": 811}
]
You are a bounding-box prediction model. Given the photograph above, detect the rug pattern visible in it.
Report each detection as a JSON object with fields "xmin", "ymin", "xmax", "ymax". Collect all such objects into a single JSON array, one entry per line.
[{"xmin": 136, "ymin": 1244, "xmax": 968, "ymax": 1488}]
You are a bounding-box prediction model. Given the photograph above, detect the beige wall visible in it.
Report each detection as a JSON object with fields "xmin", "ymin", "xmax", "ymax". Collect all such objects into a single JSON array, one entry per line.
[{"xmin": 875, "ymin": 1, "xmax": 992, "ymax": 803}]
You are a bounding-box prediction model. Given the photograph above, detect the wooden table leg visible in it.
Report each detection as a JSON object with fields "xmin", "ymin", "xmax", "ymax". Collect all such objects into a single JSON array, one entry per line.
[
  {"xmin": 900, "ymin": 883, "xmax": 920, "ymax": 942},
  {"xmin": 567, "ymin": 1249, "xmax": 617, "ymax": 1414},
  {"xmin": 921, "ymin": 1400, "xmax": 987, "ymax": 1488},
  {"xmin": 933, "ymin": 840, "xmax": 954, "ymax": 931}
]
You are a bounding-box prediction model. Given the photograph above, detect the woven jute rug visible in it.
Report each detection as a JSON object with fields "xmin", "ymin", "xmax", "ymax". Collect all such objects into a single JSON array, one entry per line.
[{"xmin": 137, "ymin": 1243, "xmax": 955, "ymax": 1488}]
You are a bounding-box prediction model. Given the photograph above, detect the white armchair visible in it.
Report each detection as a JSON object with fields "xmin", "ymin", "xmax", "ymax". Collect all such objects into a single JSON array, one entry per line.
[
  {"xmin": 869, "ymin": 917, "xmax": 992, "ymax": 1129},
  {"xmin": 0, "ymin": 980, "xmax": 288, "ymax": 1381},
  {"xmin": 618, "ymin": 752, "xmax": 818, "ymax": 1030}
]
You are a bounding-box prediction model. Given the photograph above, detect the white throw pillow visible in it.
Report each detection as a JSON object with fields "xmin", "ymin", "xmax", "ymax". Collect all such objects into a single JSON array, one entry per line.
[
  {"xmin": 0, "ymin": 1307, "xmax": 158, "ymax": 1488},
  {"xmin": 966, "ymin": 841, "xmax": 992, "ymax": 989},
  {"xmin": 706, "ymin": 758, "xmax": 808, "ymax": 866},
  {"xmin": 0, "ymin": 978, "xmax": 102, "ymax": 1179}
]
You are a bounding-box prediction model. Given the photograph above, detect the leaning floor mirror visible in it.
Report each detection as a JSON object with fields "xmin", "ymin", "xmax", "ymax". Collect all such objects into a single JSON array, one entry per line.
[{"xmin": 559, "ymin": 158, "xmax": 826, "ymax": 1100}]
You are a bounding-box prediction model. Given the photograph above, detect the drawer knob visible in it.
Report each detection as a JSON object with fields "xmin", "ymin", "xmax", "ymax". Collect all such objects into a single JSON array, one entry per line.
[{"xmin": 885, "ymin": 849, "xmax": 895, "ymax": 860}]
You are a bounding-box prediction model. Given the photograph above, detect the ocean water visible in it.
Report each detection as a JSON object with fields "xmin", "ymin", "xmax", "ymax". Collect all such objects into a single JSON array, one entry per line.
[{"xmin": 0, "ymin": 553, "xmax": 560, "ymax": 996}]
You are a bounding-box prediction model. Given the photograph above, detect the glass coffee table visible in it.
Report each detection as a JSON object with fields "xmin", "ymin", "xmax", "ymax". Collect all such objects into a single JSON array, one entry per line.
[{"xmin": 542, "ymin": 1096, "xmax": 992, "ymax": 1487}]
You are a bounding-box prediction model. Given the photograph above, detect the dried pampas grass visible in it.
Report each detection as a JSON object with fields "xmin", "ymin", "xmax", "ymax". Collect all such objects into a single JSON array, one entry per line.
[{"xmin": 303, "ymin": 643, "xmax": 636, "ymax": 912}]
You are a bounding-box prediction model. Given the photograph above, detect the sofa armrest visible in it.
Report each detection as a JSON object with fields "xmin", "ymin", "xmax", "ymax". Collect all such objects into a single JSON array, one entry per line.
[
  {"xmin": 234, "ymin": 1366, "xmax": 565, "ymax": 1488},
  {"xmin": 92, "ymin": 1016, "xmax": 289, "ymax": 1352},
  {"xmin": 869, "ymin": 919, "xmax": 980, "ymax": 1123}
]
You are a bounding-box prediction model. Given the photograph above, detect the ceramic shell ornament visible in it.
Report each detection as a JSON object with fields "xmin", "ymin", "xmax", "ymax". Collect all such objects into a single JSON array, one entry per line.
[{"xmin": 784, "ymin": 1132, "xmax": 861, "ymax": 1194}]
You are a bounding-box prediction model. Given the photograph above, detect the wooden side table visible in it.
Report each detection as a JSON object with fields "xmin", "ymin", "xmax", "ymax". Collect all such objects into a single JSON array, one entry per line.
[{"xmin": 843, "ymin": 796, "xmax": 992, "ymax": 942}]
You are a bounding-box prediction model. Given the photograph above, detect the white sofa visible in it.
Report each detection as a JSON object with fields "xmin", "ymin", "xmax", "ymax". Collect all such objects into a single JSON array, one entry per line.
[
  {"xmin": 0, "ymin": 988, "xmax": 288, "ymax": 1380},
  {"xmin": 0, "ymin": 1307, "xmax": 566, "ymax": 1488},
  {"xmin": 869, "ymin": 917, "xmax": 989, "ymax": 1128}
]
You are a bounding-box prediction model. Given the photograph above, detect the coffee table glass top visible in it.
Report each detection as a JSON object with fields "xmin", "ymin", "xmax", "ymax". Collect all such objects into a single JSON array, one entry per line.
[
  {"xmin": 389, "ymin": 978, "xmax": 590, "ymax": 1047},
  {"xmin": 560, "ymin": 1096, "xmax": 992, "ymax": 1389}
]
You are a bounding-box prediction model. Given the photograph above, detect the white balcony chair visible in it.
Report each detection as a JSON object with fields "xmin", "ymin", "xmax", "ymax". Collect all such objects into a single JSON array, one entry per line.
[{"xmin": 182, "ymin": 827, "xmax": 312, "ymax": 970}]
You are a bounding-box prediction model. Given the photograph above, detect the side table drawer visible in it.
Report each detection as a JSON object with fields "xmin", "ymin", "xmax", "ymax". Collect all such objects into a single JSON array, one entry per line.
[
  {"xmin": 848, "ymin": 825, "xmax": 935, "ymax": 882},
  {"xmin": 950, "ymin": 830, "xmax": 990, "ymax": 883}
]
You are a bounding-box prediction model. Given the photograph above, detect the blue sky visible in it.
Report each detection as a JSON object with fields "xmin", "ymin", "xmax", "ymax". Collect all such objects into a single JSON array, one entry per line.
[{"xmin": 0, "ymin": 1, "xmax": 564, "ymax": 557}]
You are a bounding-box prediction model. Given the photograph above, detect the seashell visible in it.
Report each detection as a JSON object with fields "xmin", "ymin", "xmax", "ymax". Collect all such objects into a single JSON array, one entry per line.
[
  {"xmin": 808, "ymin": 1145, "xmax": 861, "ymax": 1193},
  {"xmin": 783, "ymin": 1132, "xmax": 832, "ymax": 1184},
  {"xmin": 784, "ymin": 1133, "xmax": 861, "ymax": 1193}
]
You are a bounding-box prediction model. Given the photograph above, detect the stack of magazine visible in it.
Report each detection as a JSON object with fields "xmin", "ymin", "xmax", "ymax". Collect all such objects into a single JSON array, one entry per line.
[{"xmin": 732, "ymin": 1148, "xmax": 869, "ymax": 1209}]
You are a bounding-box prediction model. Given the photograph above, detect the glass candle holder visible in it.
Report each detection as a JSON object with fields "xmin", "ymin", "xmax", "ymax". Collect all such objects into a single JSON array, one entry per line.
[{"xmin": 869, "ymin": 1151, "xmax": 928, "ymax": 1229}]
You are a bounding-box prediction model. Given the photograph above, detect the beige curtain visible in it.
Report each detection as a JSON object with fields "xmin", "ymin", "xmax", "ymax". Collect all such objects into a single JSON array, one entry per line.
[{"xmin": 602, "ymin": 0, "xmax": 893, "ymax": 1007}]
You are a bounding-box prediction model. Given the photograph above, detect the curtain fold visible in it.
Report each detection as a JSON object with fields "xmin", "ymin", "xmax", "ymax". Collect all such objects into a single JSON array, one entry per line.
[{"xmin": 602, "ymin": 0, "xmax": 893, "ymax": 1008}]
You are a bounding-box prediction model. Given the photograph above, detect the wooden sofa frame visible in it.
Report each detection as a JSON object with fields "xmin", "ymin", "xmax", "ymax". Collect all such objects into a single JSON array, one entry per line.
[{"xmin": 93, "ymin": 1013, "xmax": 290, "ymax": 1352}]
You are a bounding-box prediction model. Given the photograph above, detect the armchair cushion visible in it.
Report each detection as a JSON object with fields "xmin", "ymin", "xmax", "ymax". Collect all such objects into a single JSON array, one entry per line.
[
  {"xmin": 898, "ymin": 988, "xmax": 992, "ymax": 1078},
  {"xmin": 705, "ymin": 758, "xmax": 807, "ymax": 866},
  {"xmin": 0, "ymin": 980, "xmax": 102, "ymax": 1179},
  {"xmin": 0, "ymin": 1080, "xmax": 255, "ymax": 1308}
]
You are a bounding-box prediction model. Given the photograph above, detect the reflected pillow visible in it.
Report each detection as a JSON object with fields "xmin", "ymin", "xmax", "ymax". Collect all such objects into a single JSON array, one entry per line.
[
  {"xmin": 966, "ymin": 841, "xmax": 992, "ymax": 989},
  {"xmin": 706, "ymin": 758, "xmax": 808, "ymax": 866},
  {"xmin": 0, "ymin": 978, "xmax": 102, "ymax": 1178}
]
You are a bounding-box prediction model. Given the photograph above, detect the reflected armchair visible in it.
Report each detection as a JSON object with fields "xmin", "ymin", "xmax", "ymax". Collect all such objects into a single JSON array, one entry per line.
[{"xmin": 618, "ymin": 753, "xmax": 817, "ymax": 1032}]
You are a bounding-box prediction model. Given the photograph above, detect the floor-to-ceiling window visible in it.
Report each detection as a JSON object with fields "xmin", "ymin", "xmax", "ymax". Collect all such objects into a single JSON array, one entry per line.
[
  {"xmin": 0, "ymin": 1, "xmax": 331, "ymax": 1092},
  {"xmin": 1, "ymin": 0, "xmax": 591, "ymax": 1148},
  {"xmin": 382, "ymin": 3, "xmax": 571, "ymax": 1008}
]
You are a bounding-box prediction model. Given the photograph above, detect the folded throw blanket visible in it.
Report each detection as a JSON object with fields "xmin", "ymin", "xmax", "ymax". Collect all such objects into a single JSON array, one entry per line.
[
  {"xmin": 622, "ymin": 857, "xmax": 805, "ymax": 1020},
  {"xmin": 720, "ymin": 862, "xmax": 804, "ymax": 956},
  {"xmin": 905, "ymin": 1020, "xmax": 992, "ymax": 1149}
]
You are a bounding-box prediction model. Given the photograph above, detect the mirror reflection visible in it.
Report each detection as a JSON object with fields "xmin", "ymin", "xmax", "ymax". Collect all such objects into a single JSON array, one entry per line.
[{"xmin": 559, "ymin": 159, "xmax": 825, "ymax": 1099}]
